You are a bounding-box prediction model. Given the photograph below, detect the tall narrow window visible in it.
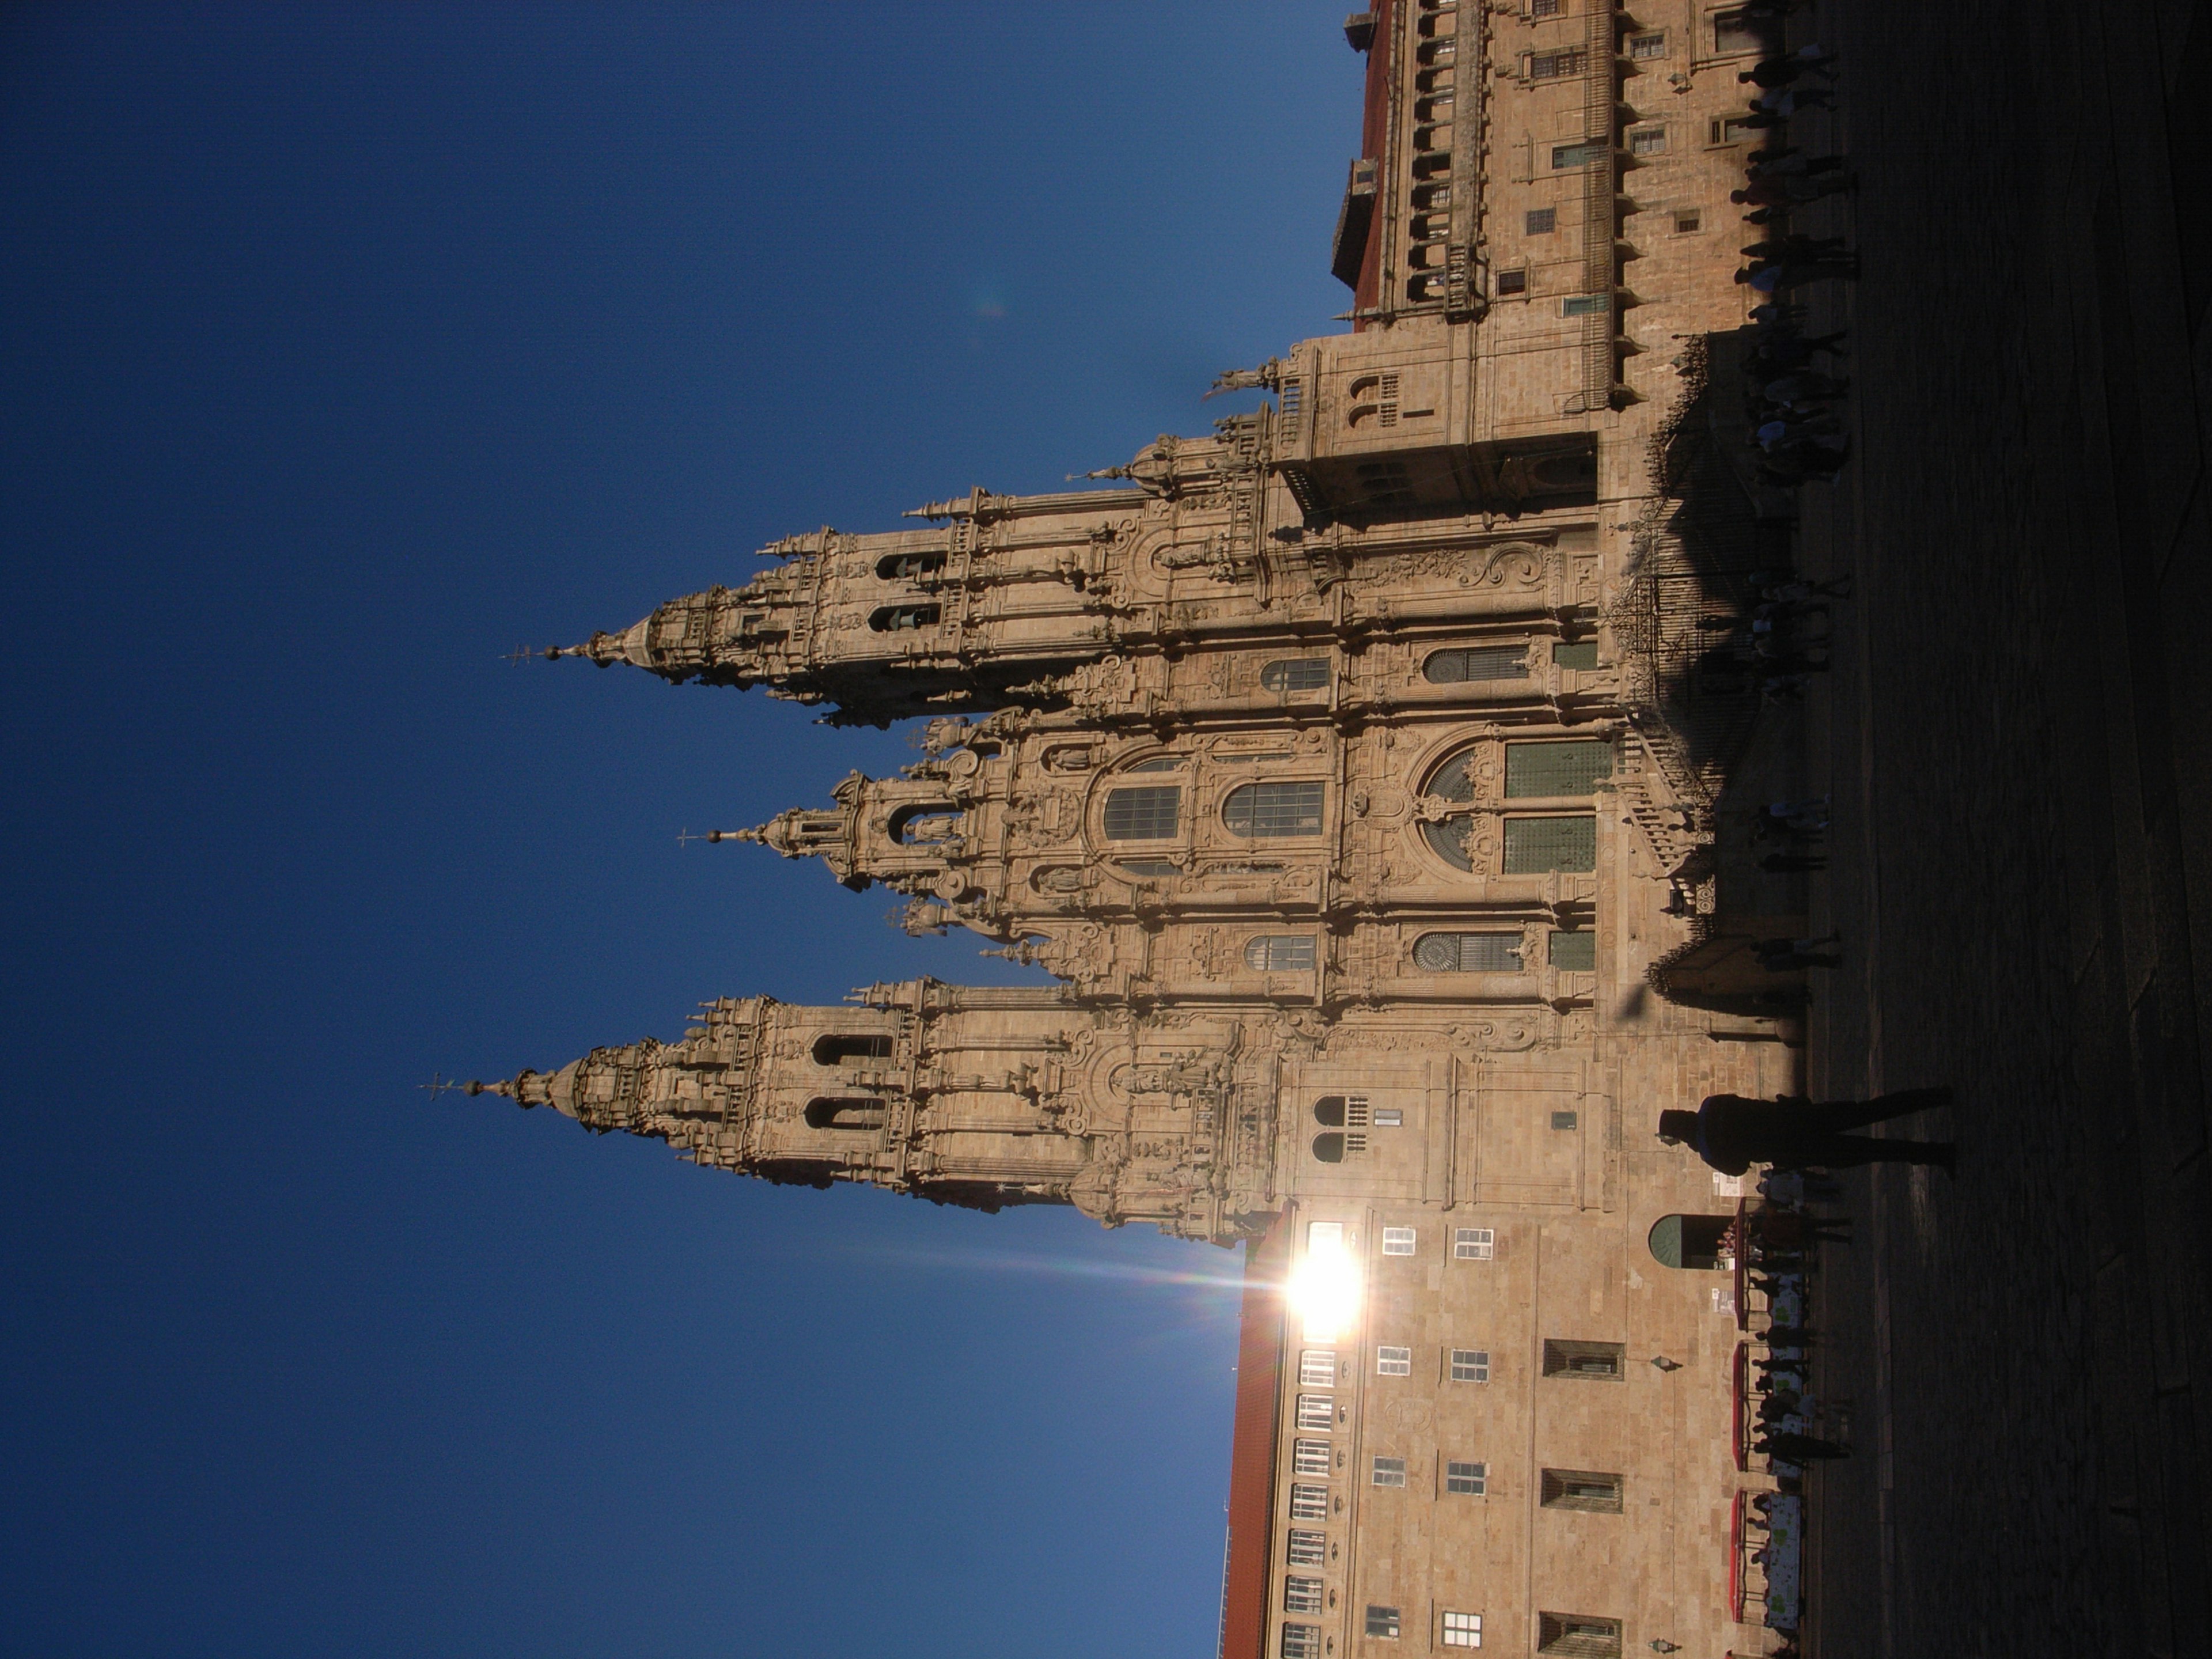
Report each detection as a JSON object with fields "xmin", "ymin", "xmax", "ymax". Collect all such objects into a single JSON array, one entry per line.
[
  {"xmin": 1543, "ymin": 1339, "xmax": 1626, "ymax": 1380},
  {"xmin": 1502, "ymin": 816, "xmax": 1598, "ymax": 873},
  {"xmin": 1260, "ymin": 659, "xmax": 1331, "ymax": 692},
  {"xmin": 1372, "ymin": 1457, "xmax": 1407, "ymax": 1489},
  {"xmin": 1425, "ymin": 646, "xmax": 1529, "ymax": 683},
  {"xmin": 1446, "ymin": 1460, "xmax": 1487, "ymax": 1495},
  {"xmin": 1103, "ymin": 786, "xmax": 1179, "ymax": 840},
  {"xmin": 1247, "ymin": 934, "xmax": 1317, "ymax": 972},
  {"xmin": 1293, "ymin": 1440, "xmax": 1332, "ymax": 1476},
  {"xmin": 1450, "ymin": 1349, "xmax": 1491, "ymax": 1382},
  {"xmin": 1224, "ymin": 781, "xmax": 1325, "ymax": 836},
  {"xmin": 1297, "ymin": 1394, "xmax": 1335, "ymax": 1431},
  {"xmin": 1300, "ymin": 1349, "xmax": 1338, "ymax": 1388},
  {"xmin": 1282, "ymin": 1624, "xmax": 1323, "ymax": 1659},
  {"xmin": 1286, "ymin": 1529, "xmax": 1327, "ymax": 1567},
  {"xmin": 1289, "ymin": 1484, "xmax": 1330, "ymax": 1521},
  {"xmin": 1537, "ymin": 1615, "xmax": 1622, "ymax": 1658},
  {"xmin": 1284, "ymin": 1577, "xmax": 1325, "ymax": 1615},
  {"xmin": 1541, "ymin": 1469, "xmax": 1626, "ymax": 1512},
  {"xmin": 1454, "ymin": 1228, "xmax": 1495, "ymax": 1260},
  {"xmin": 1414, "ymin": 933, "xmax": 1523, "ymax": 972}
]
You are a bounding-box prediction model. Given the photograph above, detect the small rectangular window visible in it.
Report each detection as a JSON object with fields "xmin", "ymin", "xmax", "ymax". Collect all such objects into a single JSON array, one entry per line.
[
  {"xmin": 1367, "ymin": 1605, "xmax": 1403, "ymax": 1638},
  {"xmin": 1502, "ymin": 816, "xmax": 1598, "ymax": 873},
  {"xmin": 1525, "ymin": 207, "xmax": 1556, "ymax": 234},
  {"xmin": 1495, "ymin": 267, "xmax": 1528, "ymax": 297},
  {"xmin": 1551, "ymin": 1110, "xmax": 1580, "ymax": 1131},
  {"xmin": 1543, "ymin": 1339, "xmax": 1626, "ymax": 1380},
  {"xmin": 1541, "ymin": 1468, "xmax": 1626, "ymax": 1512},
  {"xmin": 1551, "ymin": 141, "xmax": 1604, "ymax": 169},
  {"xmin": 1293, "ymin": 1439, "xmax": 1332, "ymax": 1476},
  {"xmin": 1282, "ymin": 1624, "xmax": 1323, "ymax": 1659},
  {"xmin": 1372, "ymin": 1456, "xmax": 1407, "ymax": 1488},
  {"xmin": 1286, "ymin": 1529, "xmax": 1327, "ymax": 1566},
  {"xmin": 1376, "ymin": 1346, "xmax": 1412, "ymax": 1377},
  {"xmin": 1628, "ymin": 30, "xmax": 1665, "ymax": 58},
  {"xmin": 1300, "ymin": 1349, "xmax": 1338, "ymax": 1388},
  {"xmin": 1413, "ymin": 932, "xmax": 1523, "ymax": 973},
  {"xmin": 1374, "ymin": 1107, "xmax": 1403, "ymax": 1127},
  {"xmin": 1425, "ymin": 645, "xmax": 1529, "ymax": 684},
  {"xmin": 1537, "ymin": 1614, "xmax": 1622, "ymax": 1658},
  {"xmin": 1552, "ymin": 639, "xmax": 1600, "ymax": 670},
  {"xmin": 1712, "ymin": 7, "xmax": 1778, "ymax": 54},
  {"xmin": 1382, "ymin": 1226, "xmax": 1416, "ymax": 1256},
  {"xmin": 1451, "ymin": 1348, "xmax": 1491, "ymax": 1382},
  {"xmin": 1446, "ymin": 1460, "xmax": 1487, "ymax": 1495},
  {"xmin": 1673, "ymin": 210, "xmax": 1702, "ymax": 234},
  {"xmin": 1455, "ymin": 1228, "xmax": 1495, "ymax": 1260},
  {"xmin": 1297, "ymin": 1394, "xmax": 1335, "ymax": 1431},
  {"xmin": 1550, "ymin": 930, "xmax": 1597, "ymax": 971},
  {"xmin": 1103, "ymin": 785, "xmax": 1180, "ymax": 840},
  {"xmin": 1247, "ymin": 934, "xmax": 1317, "ymax": 972},
  {"xmin": 1284, "ymin": 1577, "xmax": 1325, "ymax": 1615},
  {"xmin": 1530, "ymin": 0, "xmax": 1562, "ymax": 14},
  {"xmin": 1710, "ymin": 115, "xmax": 1756, "ymax": 145},
  {"xmin": 1289, "ymin": 1484, "xmax": 1331, "ymax": 1520},
  {"xmin": 1442, "ymin": 1611, "xmax": 1484, "ymax": 1648},
  {"xmin": 1560, "ymin": 294, "xmax": 1609, "ymax": 317},
  {"xmin": 1308, "ymin": 1222, "xmax": 1343, "ymax": 1251},
  {"xmin": 1530, "ymin": 47, "xmax": 1587, "ymax": 78},
  {"xmin": 1628, "ymin": 126, "xmax": 1666, "ymax": 156}
]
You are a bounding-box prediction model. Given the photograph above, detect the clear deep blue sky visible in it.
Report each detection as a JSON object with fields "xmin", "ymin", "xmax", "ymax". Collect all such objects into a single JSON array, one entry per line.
[{"xmin": 0, "ymin": 5, "xmax": 1360, "ymax": 1655}]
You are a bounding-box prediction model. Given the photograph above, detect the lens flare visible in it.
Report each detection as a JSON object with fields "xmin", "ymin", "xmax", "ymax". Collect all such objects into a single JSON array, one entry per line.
[{"xmin": 1285, "ymin": 1233, "xmax": 1361, "ymax": 1340}]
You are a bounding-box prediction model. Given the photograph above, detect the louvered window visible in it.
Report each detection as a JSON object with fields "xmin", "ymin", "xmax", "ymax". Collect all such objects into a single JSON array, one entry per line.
[
  {"xmin": 1414, "ymin": 932, "xmax": 1523, "ymax": 972},
  {"xmin": 1224, "ymin": 781, "xmax": 1325, "ymax": 836},
  {"xmin": 1505, "ymin": 741, "xmax": 1612, "ymax": 798},
  {"xmin": 1424, "ymin": 645, "xmax": 1528, "ymax": 683},
  {"xmin": 1103, "ymin": 786, "xmax": 1179, "ymax": 840},
  {"xmin": 1502, "ymin": 816, "xmax": 1597, "ymax": 873}
]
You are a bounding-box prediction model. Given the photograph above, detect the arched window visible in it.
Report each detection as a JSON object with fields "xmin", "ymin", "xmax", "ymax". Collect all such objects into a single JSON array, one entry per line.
[
  {"xmin": 1103, "ymin": 786, "xmax": 1180, "ymax": 840},
  {"xmin": 1246, "ymin": 935, "xmax": 1317, "ymax": 972},
  {"xmin": 868, "ymin": 603, "xmax": 940, "ymax": 632},
  {"xmin": 812, "ymin": 1033, "xmax": 894, "ymax": 1066},
  {"xmin": 1423, "ymin": 646, "xmax": 1529, "ymax": 684},
  {"xmin": 1260, "ymin": 659, "xmax": 1330, "ymax": 693},
  {"xmin": 1413, "ymin": 933, "xmax": 1523, "ymax": 972},
  {"xmin": 1312, "ymin": 1132, "xmax": 1346, "ymax": 1162},
  {"xmin": 1647, "ymin": 1214, "xmax": 1735, "ymax": 1270},
  {"xmin": 1224, "ymin": 781, "xmax": 1325, "ymax": 837},
  {"xmin": 804, "ymin": 1097, "xmax": 887, "ymax": 1131},
  {"xmin": 1313, "ymin": 1096, "xmax": 1347, "ymax": 1127},
  {"xmin": 876, "ymin": 551, "xmax": 945, "ymax": 581},
  {"xmin": 1418, "ymin": 751, "xmax": 1479, "ymax": 871}
]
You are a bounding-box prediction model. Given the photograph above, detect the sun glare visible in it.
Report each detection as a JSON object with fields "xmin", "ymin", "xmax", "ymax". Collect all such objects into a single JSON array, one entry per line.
[{"xmin": 1286, "ymin": 1225, "xmax": 1361, "ymax": 1342}]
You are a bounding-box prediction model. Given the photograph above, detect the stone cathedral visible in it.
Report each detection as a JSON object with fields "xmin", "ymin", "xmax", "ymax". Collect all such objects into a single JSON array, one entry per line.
[{"xmin": 476, "ymin": 6, "xmax": 1806, "ymax": 1658}]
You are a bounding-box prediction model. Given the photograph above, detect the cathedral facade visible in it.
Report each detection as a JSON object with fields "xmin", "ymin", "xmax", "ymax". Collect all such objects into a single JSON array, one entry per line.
[{"xmin": 476, "ymin": 5, "xmax": 1802, "ymax": 1655}]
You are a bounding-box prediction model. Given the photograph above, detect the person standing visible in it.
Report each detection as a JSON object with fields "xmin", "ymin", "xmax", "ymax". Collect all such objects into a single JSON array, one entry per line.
[{"xmin": 1657, "ymin": 1088, "xmax": 1956, "ymax": 1175}]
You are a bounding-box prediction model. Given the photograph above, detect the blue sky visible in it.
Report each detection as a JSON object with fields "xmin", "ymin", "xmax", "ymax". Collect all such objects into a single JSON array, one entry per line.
[{"xmin": 0, "ymin": 5, "xmax": 1359, "ymax": 1654}]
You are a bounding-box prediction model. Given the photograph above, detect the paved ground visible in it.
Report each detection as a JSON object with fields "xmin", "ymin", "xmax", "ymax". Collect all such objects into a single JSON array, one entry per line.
[{"xmin": 1741, "ymin": 1, "xmax": 2212, "ymax": 1654}]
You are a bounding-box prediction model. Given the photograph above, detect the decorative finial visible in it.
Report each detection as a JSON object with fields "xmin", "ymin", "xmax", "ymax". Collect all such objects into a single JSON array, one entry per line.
[
  {"xmin": 502, "ymin": 646, "xmax": 539, "ymax": 667},
  {"xmin": 706, "ymin": 827, "xmax": 766, "ymax": 844},
  {"xmin": 1203, "ymin": 358, "xmax": 1282, "ymax": 398},
  {"xmin": 419, "ymin": 1073, "xmax": 463, "ymax": 1100}
]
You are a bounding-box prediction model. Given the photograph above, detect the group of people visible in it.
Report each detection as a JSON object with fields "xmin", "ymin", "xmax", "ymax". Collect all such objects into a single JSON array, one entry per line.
[{"xmin": 1697, "ymin": 567, "xmax": 1842, "ymax": 702}]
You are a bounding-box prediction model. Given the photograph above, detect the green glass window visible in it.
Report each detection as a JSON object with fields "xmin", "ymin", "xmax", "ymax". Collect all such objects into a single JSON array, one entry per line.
[
  {"xmin": 1505, "ymin": 741, "xmax": 1613, "ymax": 798},
  {"xmin": 1103, "ymin": 786, "xmax": 1179, "ymax": 840},
  {"xmin": 1549, "ymin": 930, "xmax": 1597, "ymax": 971},
  {"xmin": 1551, "ymin": 640, "xmax": 1599, "ymax": 671},
  {"xmin": 1224, "ymin": 781, "xmax": 1325, "ymax": 837},
  {"xmin": 1502, "ymin": 816, "xmax": 1597, "ymax": 872},
  {"xmin": 1561, "ymin": 294, "xmax": 1610, "ymax": 317},
  {"xmin": 1551, "ymin": 141, "xmax": 1605, "ymax": 169}
]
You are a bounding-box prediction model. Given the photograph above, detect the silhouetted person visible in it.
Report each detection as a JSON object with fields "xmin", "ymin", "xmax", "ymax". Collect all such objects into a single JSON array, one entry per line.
[
  {"xmin": 1658, "ymin": 1088, "xmax": 1956, "ymax": 1176},
  {"xmin": 1759, "ymin": 1429, "xmax": 1849, "ymax": 1461}
]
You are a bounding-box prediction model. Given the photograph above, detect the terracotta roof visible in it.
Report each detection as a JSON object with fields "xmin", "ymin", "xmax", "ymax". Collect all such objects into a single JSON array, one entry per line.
[{"xmin": 1218, "ymin": 1213, "xmax": 1292, "ymax": 1659}]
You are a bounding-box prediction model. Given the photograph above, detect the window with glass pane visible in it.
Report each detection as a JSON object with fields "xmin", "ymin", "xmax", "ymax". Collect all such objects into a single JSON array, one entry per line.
[
  {"xmin": 1552, "ymin": 639, "xmax": 1600, "ymax": 670},
  {"xmin": 1502, "ymin": 816, "xmax": 1597, "ymax": 873},
  {"xmin": 1442, "ymin": 1611, "xmax": 1484, "ymax": 1648},
  {"xmin": 1247, "ymin": 934, "xmax": 1317, "ymax": 972},
  {"xmin": 1376, "ymin": 1347, "xmax": 1412, "ymax": 1376},
  {"xmin": 1446, "ymin": 1461, "xmax": 1487, "ymax": 1495},
  {"xmin": 1297, "ymin": 1394, "xmax": 1334, "ymax": 1430},
  {"xmin": 1293, "ymin": 1440, "xmax": 1331, "ymax": 1476},
  {"xmin": 1451, "ymin": 1349, "xmax": 1491, "ymax": 1382},
  {"xmin": 1537, "ymin": 1615, "xmax": 1622, "ymax": 1658},
  {"xmin": 1414, "ymin": 932, "xmax": 1523, "ymax": 972},
  {"xmin": 1287, "ymin": 1529, "xmax": 1328, "ymax": 1566},
  {"xmin": 1551, "ymin": 141, "xmax": 1605, "ymax": 168},
  {"xmin": 1290, "ymin": 1484, "xmax": 1330, "ymax": 1520},
  {"xmin": 1550, "ymin": 930, "xmax": 1597, "ymax": 971},
  {"xmin": 1103, "ymin": 786, "xmax": 1179, "ymax": 840},
  {"xmin": 1282, "ymin": 1623, "xmax": 1322, "ymax": 1659},
  {"xmin": 1224, "ymin": 781, "xmax": 1325, "ymax": 837},
  {"xmin": 1561, "ymin": 295, "xmax": 1610, "ymax": 317},
  {"xmin": 1455, "ymin": 1228, "xmax": 1494, "ymax": 1260},
  {"xmin": 1366, "ymin": 1605, "xmax": 1402, "ymax": 1638},
  {"xmin": 1541, "ymin": 1468, "xmax": 1625, "ymax": 1512},
  {"xmin": 1372, "ymin": 1456, "xmax": 1407, "ymax": 1487},
  {"xmin": 1261, "ymin": 659, "xmax": 1330, "ymax": 692},
  {"xmin": 1543, "ymin": 1339, "xmax": 1626, "ymax": 1380},
  {"xmin": 1505, "ymin": 741, "xmax": 1612, "ymax": 798},
  {"xmin": 1424, "ymin": 646, "xmax": 1528, "ymax": 684},
  {"xmin": 1300, "ymin": 1349, "xmax": 1337, "ymax": 1388},
  {"xmin": 1526, "ymin": 207, "xmax": 1556, "ymax": 234},
  {"xmin": 1382, "ymin": 1227, "xmax": 1415, "ymax": 1256},
  {"xmin": 1284, "ymin": 1577, "xmax": 1325, "ymax": 1615}
]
